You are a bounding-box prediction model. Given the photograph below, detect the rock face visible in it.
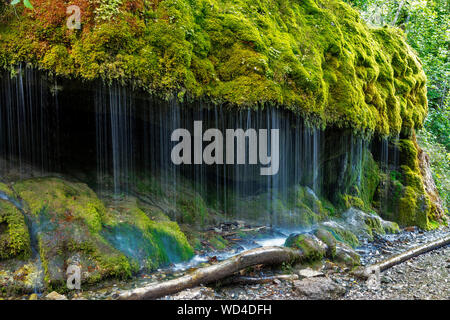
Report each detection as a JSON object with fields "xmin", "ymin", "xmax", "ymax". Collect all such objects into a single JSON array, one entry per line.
[
  {"xmin": 0, "ymin": 177, "xmax": 193, "ymax": 292},
  {"xmin": 418, "ymin": 148, "xmax": 446, "ymax": 222}
]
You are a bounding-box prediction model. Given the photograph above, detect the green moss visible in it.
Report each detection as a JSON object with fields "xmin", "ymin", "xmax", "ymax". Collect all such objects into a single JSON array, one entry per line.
[
  {"xmin": 341, "ymin": 195, "xmax": 365, "ymax": 210},
  {"xmin": 322, "ymin": 224, "xmax": 359, "ymax": 248},
  {"xmin": 13, "ymin": 177, "xmax": 132, "ymax": 287},
  {"xmin": 208, "ymin": 235, "xmax": 228, "ymax": 250},
  {"xmin": 314, "ymin": 228, "xmax": 337, "ymax": 258},
  {"xmin": 284, "ymin": 233, "xmax": 325, "ymax": 261},
  {"xmin": 0, "ymin": 0, "xmax": 427, "ymax": 136},
  {"xmin": 377, "ymin": 136, "xmax": 433, "ymax": 229},
  {"xmin": 102, "ymin": 197, "xmax": 193, "ymax": 270},
  {"xmin": 176, "ymin": 193, "xmax": 208, "ymax": 226},
  {"xmin": 0, "ymin": 200, "xmax": 31, "ymax": 260},
  {"xmin": 0, "ymin": 182, "xmax": 14, "ymax": 198}
]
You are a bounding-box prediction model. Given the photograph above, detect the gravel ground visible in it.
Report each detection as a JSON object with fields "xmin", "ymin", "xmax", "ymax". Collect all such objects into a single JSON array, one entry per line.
[
  {"xmin": 341, "ymin": 244, "xmax": 450, "ymax": 300},
  {"xmin": 165, "ymin": 244, "xmax": 449, "ymax": 300}
]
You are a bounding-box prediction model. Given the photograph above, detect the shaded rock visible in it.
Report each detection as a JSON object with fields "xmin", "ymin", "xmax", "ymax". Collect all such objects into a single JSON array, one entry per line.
[
  {"xmin": 284, "ymin": 233, "xmax": 327, "ymax": 261},
  {"xmin": 381, "ymin": 220, "xmax": 400, "ymax": 234},
  {"xmin": 343, "ymin": 208, "xmax": 385, "ymax": 240},
  {"xmin": 320, "ymin": 221, "xmax": 359, "ymax": 247},
  {"xmin": 293, "ymin": 277, "xmax": 345, "ymax": 299},
  {"xmin": 314, "ymin": 228, "xmax": 337, "ymax": 258},
  {"xmin": 418, "ymin": 149, "xmax": 445, "ymax": 222},
  {"xmin": 334, "ymin": 242, "xmax": 360, "ymax": 267},
  {"xmin": 46, "ymin": 291, "xmax": 67, "ymax": 300}
]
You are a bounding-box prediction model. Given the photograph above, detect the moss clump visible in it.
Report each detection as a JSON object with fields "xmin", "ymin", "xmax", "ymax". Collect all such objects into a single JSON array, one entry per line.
[
  {"xmin": 321, "ymin": 223, "xmax": 359, "ymax": 248},
  {"xmin": 176, "ymin": 193, "xmax": 208, "ymax": 226},
  {"xmin": 208, "ymin": 235, "xmax": 228, "ymax": 250},
  {"xmin": 0, "ymin": 200, "xmax": 31, "ymax": 260},
  {"xmin": 0, "ymin": 182, "xmax": 14, "ymax": 198},
  {"xmin": 13, "ymin": 177, "xmax": 132, "ymax": 288},
  {"xmin": 102, "ymin": 197, "xmax": 194, "ymax": 270},
  {"xmin": 0, "ymin": 0, "xmax": 427, "ymax": 135},
  {"xmin": 314, "ymin": 228, "xmax": 337, "ymax": 258},
  {"xmin": 284, "ymin": 233, "xmax": 326, "ymax": 262}
]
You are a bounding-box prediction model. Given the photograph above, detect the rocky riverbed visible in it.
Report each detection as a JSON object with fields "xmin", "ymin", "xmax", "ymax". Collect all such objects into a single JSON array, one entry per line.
[{"xmin": 3, "ymin": 224, "xmax": 448, "ymax": 300}]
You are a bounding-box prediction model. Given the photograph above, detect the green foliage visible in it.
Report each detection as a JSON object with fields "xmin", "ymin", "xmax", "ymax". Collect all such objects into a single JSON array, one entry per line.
[{"xmin": 423, "ymin": 95, "xmax": 450, "ymax": 150}]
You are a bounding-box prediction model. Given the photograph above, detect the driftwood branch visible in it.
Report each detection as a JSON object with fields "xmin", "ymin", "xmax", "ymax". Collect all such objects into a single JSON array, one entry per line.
[
  {"xmin": 118, "ymin": 246, "xmax": 302, "ymax": 300},
  {"xmin": 365, "ymin": 234, "xmax": 450, "ymax": 275}
]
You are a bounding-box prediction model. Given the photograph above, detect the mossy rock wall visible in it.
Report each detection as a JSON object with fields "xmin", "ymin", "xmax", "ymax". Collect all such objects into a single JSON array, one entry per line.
[
  {"xmin": 0, "ymin": 177, "xmax": 192, "ymax": 289},
  {"xmin": 0, "ymin": 0, "xmax": 427, "ymax": 136},
  {"xmin": 374, "ymin": 133, "xmax": 442, "ymax": 229}
]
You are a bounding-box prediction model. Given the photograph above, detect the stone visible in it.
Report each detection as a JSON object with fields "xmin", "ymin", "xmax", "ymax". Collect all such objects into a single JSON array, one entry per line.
[
  {"xmin": 45, "ymin": 291, "xmax": 67, "ymax": 300},
  {"xmin": 334, "ymin": 242, "xmax": 361, "ymax": 267},
  {"xmin": 293, "ymin": 277, "xmax": 345, "ymax": 299},
  {"xmin": 29, "ymin": 293, "xmax": 38, "ymax": 300},
  {"xmin": 284, "ymin": 233, "xmax": 327, "ymax": 261},
  {"xmin": 169, "ymin": 287, "xmax": 215, "ymax": 300},
  {"xmin": 314, "ymin": 228, "xmax": 337, "ymax": 258},
  {"xmin": 297, "ymin": 267, "xmax": 325, "ymax": 279}
]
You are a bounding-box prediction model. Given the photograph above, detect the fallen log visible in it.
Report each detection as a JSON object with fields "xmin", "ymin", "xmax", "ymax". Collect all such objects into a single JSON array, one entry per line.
[
  {"xmin": 118, "ymin": 246, "xmax": 302, "ymax": 300},
  {"xmin": 365, "ymin": 234, "xmax": 450, "ymax": 276}
]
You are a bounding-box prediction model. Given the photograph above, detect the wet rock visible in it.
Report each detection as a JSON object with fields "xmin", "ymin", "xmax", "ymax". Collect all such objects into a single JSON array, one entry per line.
[
  {"xmin": 314, "ymin": 228, "xmax": 337, "ymax": 258},
  {"xmin": 293, "ymin": 277, "xmax": 345, "ymax": 299},
  {"xmin": 343, "ymin": 208, "xmax": 385, "ymax": 240},
  {"xmin": 46, "ymin": 291, "xmax": 67, "ymax": 300},
  {"xmin": 285, "ymin": 233, "xmax": 327, "ymax": 261},
  {"xmin": 320, "ymin": 221, "xmax": 359, "ymax": 248},
  {"xmin": 29, "ymin": 293, "xmax": 38, "ymax": 300},
  {"xmin": 334, "ymin": 242, "xmax": 360, "ymax": 267}
]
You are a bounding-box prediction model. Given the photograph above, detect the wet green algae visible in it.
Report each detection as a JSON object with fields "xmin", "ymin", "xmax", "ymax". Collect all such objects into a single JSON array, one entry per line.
[{"xmin": 0, "ymin": 0, "xmax": 427, "ymax": 136}]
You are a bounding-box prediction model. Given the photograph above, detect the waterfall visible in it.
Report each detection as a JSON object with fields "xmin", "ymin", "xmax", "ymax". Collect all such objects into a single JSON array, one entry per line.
[
  {"xmin": 0, "ymin": 67, "xmax": 59, "ymax": 177},
  {"xmin": 1, "ymin": 69, "xmax": 381, "ymax": 228}
]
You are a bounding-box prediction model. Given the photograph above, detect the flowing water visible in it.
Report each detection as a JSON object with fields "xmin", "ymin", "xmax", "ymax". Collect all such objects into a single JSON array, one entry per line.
[{"xmin": 0, "ymin": 67, "xmax": 405, "ymax": 272}]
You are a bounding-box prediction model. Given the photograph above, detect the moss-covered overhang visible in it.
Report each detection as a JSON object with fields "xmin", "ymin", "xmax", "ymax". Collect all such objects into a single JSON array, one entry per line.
[{"xmin": 0, "ymin": 0, "xmax": 427, "ymax": 136}]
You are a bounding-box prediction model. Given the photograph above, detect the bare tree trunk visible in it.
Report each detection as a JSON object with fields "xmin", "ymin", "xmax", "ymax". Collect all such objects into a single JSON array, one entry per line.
[{"xmin": 118, "ymin": 246, "xmax": 303, "ymax": 300}]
